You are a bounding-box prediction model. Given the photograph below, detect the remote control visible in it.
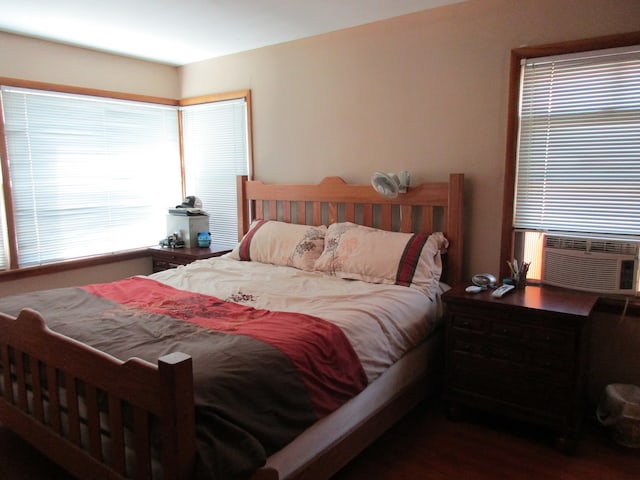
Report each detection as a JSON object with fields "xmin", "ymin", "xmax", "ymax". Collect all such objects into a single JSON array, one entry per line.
[{"xmin": 491, "ymin": 284, "xmax": 515, "ymax": 298}]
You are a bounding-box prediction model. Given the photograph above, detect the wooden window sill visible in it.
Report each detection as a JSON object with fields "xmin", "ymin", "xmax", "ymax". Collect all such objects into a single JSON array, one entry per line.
[{"xmin": 0, "ymin": 248, "xmax": 150, "ymax": 282}]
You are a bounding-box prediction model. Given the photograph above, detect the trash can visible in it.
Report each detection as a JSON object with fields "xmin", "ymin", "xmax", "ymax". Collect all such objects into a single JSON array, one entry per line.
[{"xmin": 596, "ymin": 383, "xmax": 640, "ymax": 448}]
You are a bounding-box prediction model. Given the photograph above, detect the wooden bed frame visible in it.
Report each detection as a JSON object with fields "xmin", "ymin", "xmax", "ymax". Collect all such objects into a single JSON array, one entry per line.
[{"xmin": 0, "ymin": 173, "xmax": 464, "ymax": 480}]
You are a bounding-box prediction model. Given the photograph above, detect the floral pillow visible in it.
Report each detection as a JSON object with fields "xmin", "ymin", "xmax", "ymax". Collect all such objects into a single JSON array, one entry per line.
[
  {"xmin": 230, "ymin": 220, "xmax": 327, "ymax": 271},
  {"xmin": 314, "ymin": 222, "xmax": 449, "ymax": 298}
]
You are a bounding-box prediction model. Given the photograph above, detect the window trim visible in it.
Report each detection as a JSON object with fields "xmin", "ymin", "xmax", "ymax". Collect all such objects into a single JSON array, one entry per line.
[
  {"xmin": 499, "ymin": 31, "xmax": 640, "ymax": 281},
  {"xmin": 0, "ymin": 77, "xmax": 253, "ymax": 279}
]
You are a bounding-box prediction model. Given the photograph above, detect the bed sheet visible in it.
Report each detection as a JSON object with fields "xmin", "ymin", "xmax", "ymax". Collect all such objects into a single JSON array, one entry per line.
[{"xmin": 150, "ymin": 255, "xmax": 445, "ymax": 382}]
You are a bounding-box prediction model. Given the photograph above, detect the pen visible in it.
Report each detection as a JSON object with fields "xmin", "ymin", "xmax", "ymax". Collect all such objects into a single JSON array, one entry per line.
[{"xmin": 507, "ymin": 260, "xmax": 515, "ymax": 275}]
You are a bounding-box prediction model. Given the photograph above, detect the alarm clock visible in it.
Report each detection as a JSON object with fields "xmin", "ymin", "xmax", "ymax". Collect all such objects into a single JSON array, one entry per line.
[{"xmin": 471, "ymin": 273, "xmax": 497, "ymax": 289}]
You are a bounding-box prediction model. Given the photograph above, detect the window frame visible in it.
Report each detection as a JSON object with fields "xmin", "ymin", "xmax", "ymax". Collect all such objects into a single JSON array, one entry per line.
[
  {"xmin": 0, "ymin": 78, "xmax": 253, "ymax": 280},
  {"xmin": 499, "ymin": 31, "xmax": 640, "ymax": 281}
]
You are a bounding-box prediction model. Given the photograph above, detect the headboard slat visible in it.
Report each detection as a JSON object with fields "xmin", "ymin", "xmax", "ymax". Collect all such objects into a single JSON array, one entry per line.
[
  {"xmin": 345, "ymin": 203, "xmax": 355, "ymax": 223},
  {"xmin": 380, "ymin": 205, "xmax": 392, "ymax": 231},
  {"xmin": 312, "ymin": 202, "xmax": 322, "ymax": 225},
  {"xmin": 360, "ymin": 204, "xmax": 372, "ymax": 228},
  {"xmin": 282, "ymin": 200, "xmax": 291, "ymax": 223},
  {"xmin": 296, "ymin": 202, "xmax": 306, "ymax": 225},
  {"xmin": 401, "ymin": 205, "xmax": 412, "ymax": 233}
]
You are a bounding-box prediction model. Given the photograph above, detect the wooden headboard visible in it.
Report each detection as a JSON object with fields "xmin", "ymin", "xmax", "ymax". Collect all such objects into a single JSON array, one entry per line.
[{"xmin": 236, "ymin": 173, "xmax": 464, "ymax": 286}]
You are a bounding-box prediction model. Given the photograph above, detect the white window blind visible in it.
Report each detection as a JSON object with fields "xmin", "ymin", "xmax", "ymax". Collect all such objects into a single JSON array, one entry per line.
[
  {"xmin": 181, "ymin": 98, "xmax": 249, "ymax": 249},
  {"xmin": 1, "ymin": 86, "xmax": 181, "ymax": 267},
  {"xmin": 0, "ymin": 168, "xmax": 7, "ymax": 270},
  {"xmin": 514, "ymin": 46, "xmax": 640, "ymax": 238}
]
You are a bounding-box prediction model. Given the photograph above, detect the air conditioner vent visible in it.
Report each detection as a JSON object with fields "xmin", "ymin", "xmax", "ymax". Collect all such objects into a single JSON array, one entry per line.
[
  {"xmin": 542, "ymin": 235, "xmax": 639, "ymax": 295},
  {"xmin": 544, "ymin": 236, "xmax": 588, "ymax": 251},
  {"xmin": 590, "ymin": 240, "xmax": 639, "ymax": 256}
]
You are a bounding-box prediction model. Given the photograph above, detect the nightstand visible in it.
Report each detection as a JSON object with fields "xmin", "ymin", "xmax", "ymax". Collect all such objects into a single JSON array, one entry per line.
[
  {"xmin": 148, "ymin": 244, "xmax": 231, "ymax": 272},
  {"xmin": 442, "ymin": 284, "xmax": 598, "ymax": 452}
]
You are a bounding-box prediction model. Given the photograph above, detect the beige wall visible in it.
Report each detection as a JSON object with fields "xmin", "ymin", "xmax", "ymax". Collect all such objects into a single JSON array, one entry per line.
[
  {"xmin": 0, "ymin": 31, "xmax": 179, "ymax": 98},
  {"xmin": 180, "ymin": 0, "xmax": 640, "ymax": 280}
]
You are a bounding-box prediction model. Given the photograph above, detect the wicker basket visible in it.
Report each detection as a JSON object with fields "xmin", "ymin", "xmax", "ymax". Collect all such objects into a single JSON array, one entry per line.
[{"xmin": 597, "ymin": 383, "xmax": 640, "ymax": 448}]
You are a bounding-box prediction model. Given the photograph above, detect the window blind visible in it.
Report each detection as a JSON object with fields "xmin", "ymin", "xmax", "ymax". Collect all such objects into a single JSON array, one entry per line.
[
  {"xmin": 1, "ymin": 86, "xmax": 181, "ymax": 267},
  {"xmin": 0, "ymin": 170, "xmax": 7, "ymax": 270},
  {"xmin": 181, "ymin": 98, "xmax": 249, "ymax": 249},
  {"xmin": 514, "ymin": 45, "xmax": 640, "ymax": 238}
]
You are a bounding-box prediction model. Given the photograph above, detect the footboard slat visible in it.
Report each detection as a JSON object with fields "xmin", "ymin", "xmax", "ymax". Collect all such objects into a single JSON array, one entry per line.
[
  {"xmin": 133, "ymin": 405, "xmax": 151, "ymax": 480},
  {"xmin": 46, "ymin": 365, "xmax": 62, "ymax": 434},
  {"xmin": 66, "ymin": 374, "xmax": 82, "ymax": 447},
  {"xmin": 85, "ymin": 383, "xmax": 102, "ymax": 460},
  {"xmin": 30, "ymin": 355, "xmax": 45, "ymax": 423},
  {"xmin": 15, "ymin": 350, "xmax": 27, "ymax": 412},
  {"xmin": 108, "ymin": 396, "xmax": 127, "ymax": 476},
  {"xmin": 1, "ymin": 344, "xmax": 12, "ymax": 403}
]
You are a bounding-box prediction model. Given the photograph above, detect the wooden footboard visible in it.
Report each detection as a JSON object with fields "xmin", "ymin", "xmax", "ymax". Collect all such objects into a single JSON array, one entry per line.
[{"xmin": 0, "ymin": 308, "xmax": 196, "ymax": 480}]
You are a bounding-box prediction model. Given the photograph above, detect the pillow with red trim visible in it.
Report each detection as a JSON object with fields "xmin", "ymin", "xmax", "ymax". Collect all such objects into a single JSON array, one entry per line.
[
  {"xmin": 230, "ymin": 220, "xmax": 327, "ymax": 271},
  {"xmin": 314, "ymin": 222, "xmax": 448, "ymax": 298}
]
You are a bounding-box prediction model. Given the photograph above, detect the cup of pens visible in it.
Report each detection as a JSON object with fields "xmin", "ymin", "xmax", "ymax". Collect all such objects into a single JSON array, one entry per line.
[{"xmin": 507, "ymin": 259, "xmax": 530, "ymax": 289}]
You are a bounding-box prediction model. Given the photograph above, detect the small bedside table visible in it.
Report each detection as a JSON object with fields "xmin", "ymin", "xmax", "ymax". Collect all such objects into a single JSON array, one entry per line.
[
  {"xmin": 148, "ymin": 244, "xmax": 231, "ymax": 273},
  {"xmin": 442, "ymin": 284, "xmax": 598, "ymax": 452}
]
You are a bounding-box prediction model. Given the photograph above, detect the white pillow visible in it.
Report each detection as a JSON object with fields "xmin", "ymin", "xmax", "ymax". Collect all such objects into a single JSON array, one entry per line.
[
  {"xmin": 314, "ymin": 222, "xmax": 448, "ymax": 298},
  {"xmin": 230, "ymin": 220, "xmax": 327, "ymax": 271}
]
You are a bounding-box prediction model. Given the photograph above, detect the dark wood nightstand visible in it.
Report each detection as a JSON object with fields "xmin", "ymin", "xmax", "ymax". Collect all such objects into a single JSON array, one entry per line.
[
  {"xmin": 148, "ymin": 244, "xmax": 231, "ymax": 272},
  {"xmin": 442, "ymin": 284, "xmax": 598, "ymax": 452}
]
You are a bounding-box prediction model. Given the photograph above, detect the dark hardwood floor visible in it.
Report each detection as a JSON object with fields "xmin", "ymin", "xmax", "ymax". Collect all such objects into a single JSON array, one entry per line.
[
  {"xmin": 1, "ymin": 400, "xmax": 638, "ymax": 479},
  {"xmin": 334, "ymin": 400, "xmax": 639, "ymax": 480}
]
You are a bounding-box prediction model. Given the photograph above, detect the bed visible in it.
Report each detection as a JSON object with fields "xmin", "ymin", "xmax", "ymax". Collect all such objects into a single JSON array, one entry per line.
[{"xmin": 0, "ymin": 173, "xmax": 464, "ymax": 480}]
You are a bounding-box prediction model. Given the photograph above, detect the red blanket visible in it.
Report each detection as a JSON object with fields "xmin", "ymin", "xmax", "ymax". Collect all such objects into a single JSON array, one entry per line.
[{"xmin": 82, "ymin": 277, "xmax": 367, "ymax": 418}]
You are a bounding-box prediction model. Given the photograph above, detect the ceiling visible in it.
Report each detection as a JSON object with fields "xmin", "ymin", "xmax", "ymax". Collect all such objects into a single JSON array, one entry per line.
[{"xmin": 0, "ymin": 0, "xmax": 466, "ymax": 66}]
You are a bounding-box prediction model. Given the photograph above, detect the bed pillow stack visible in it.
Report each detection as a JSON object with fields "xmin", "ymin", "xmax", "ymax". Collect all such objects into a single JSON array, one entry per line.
[{"xmin": 231, "ymin": 219, "xmax": 448, "ymax": 298}]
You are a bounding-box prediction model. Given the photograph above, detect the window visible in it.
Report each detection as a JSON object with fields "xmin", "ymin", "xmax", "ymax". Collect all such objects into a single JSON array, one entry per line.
[
  {"xmin": 181, "ymin": 96, "xmax": 250, "ymax": 249},
  {"xmin": 0, "ymin": 83, "xmax": 252, "ymax": 272},
  {"xmin": 501, "ymin": 35, "xmax": 640, "ymax": 288},
  {"xmin": 0, "ymin": 86, "xmax": 181, "ymax": 268}
]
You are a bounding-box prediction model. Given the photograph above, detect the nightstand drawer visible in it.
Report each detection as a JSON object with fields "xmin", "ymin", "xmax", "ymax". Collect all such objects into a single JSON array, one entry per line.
[
  {"xmin": 531, "ymin": 327, "xmax": 574, "ymax": 349},
  {"xmin": 490, "ymin": 320, "xmax": 524, "ymax": 341},
  {"xmin": 452, "ymin": 314, "xmax": 485, "ymax": 333},
  {"xmin": 530, "ymin": 353, "xmax": 573, "ymax": 377},
  {"xmin": 452, "ymin": 343, "xmax": 526, "ymax": 370}
]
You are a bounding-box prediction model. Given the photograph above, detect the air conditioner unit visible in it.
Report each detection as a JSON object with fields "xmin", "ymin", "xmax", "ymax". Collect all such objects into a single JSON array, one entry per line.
[{"xmin": 542, "ymin": 235, "xmax": 639, "ymax": 295}]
